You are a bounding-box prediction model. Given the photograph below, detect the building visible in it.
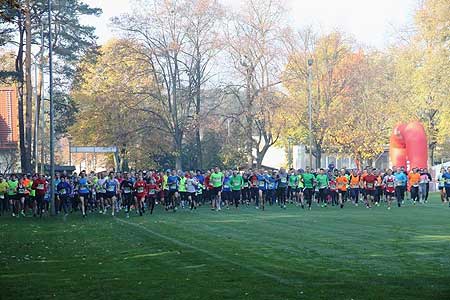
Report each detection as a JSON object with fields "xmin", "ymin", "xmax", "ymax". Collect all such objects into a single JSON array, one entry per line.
[
  {"xmin": 0, "ymin": 86, "xmax": 18, "ymax": 148},
  {"xmin": 256, "ymin": 142, "xmax": 390, "ymax": 171},
  {"xmin": 0, "ymin": 85, "xmax": 19, "ymax": 173}
]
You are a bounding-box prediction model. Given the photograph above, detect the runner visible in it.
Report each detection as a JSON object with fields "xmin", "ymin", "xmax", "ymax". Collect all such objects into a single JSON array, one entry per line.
[
  {"xmin": 266, "ymin": 171, "xmax": 277, "ymax": 206},
  {"xmin": 419, "ymin": 168, "xmax": 432, "ymax": 203},
  {"xmin": 287, "ymin": 169, "xmax": 297, "ymax": 203},
  {"xmin": 229, "ymin": 170, "xmax": 243, "ymax": 209},
  {"xmin": 134, "ymin": 174, "xmax": 147, "ymax": 216},
  {"xmin": 297, "ymin": 169, "xmax": 305, "ymax": 207},
  {"xmin": 158, "ymin": 171, "xmax": 168, "ymax": 208},
  {"xmin": 25, "ymin": 174, "xmax": 34, "ymax": 216},
  {"xmin": 393, "ymin": 168, "xmax": 407, "ymax": 207},
  {"xmin": 443, "ymin": 167, "xmax": 450, "ymax": 205},
  {"xmin": 77, "ymin": 172, "xmax": 90, "ymax": 217},
  {"xmin": 222, "ymin": 171, "xmax": 232, "ymax": 209},
  {"xmin": 242, "ymin": 170, "xmax": 250, "ymax": 205},
  {"xmin": 363, "ymin": 169, "xmax": 377, "ymax": 208},
  {"xmin": 210, "ymin": 167, "xmax": 224, "ymax": 211},
  {"xmin": 302, "ymin": 167, "xmax": 315, "ymax": 210},
  {"xmin": 349, "ymin": 169, "xmax": 361, "ymax": 206},
  {"xmin": 17, "ymin": 176, "xmax": 28, "ymax": 217},
  {"xmin": 89, "ymin": 173, "xmax": 98, "ymax": 212},
  {"xmin": 315, "ymin": 168, "xmax": 329, "ymax": 208},
  {"xmin": 328, "ymin": 171, "xmax": 338, "ymax": 206},
  {"xmin": 185, "ymin": 173, "xmax": 199, "ymax": 210},
  {"xmin": 178, "ymin": 172, "xmax": 188, "ymax": 209},
  {"xmin": 167, "ymin": 170, "xmax": 180, "ymax": 212},
  {"xmin": 195, "ymin": 170, "xmax": 205, "ymax": 205},
  {"xmin": 336, "ymin": 169, "xmax": 348, "ymax": 209},
  {"xmin": 146, "ymin": 177, "xmax": 160, "ymax": 214},
  {"xmin": 121, "ymin": 173, "xmax": 135, "ymax": 217},
  {"xmin": 256, "ymin": 170, "xmax": 268, "ymax": 210},
  {"xmin": 57, "ymin": 176, "xmax": 72, "ymax": 216},
  {"xmin": 408, "ymin": 168, "xmax": 421, "ymax": 205},
  {"xmin": 0, "ymin": 175, "xmax": 8, "ymax": 216},
  {"xmin": 374, "ymin": 170, "xmax": 383, "ymax": 206},
  {"xmin": 7, "ymin": 174, "xmax": 19, "ymax": 217},
  {"xmin": 96, "ymin": 173, "xmax": 107, "ymax": 214},
  {"xmin": 249, "ymin": 170, "xmax": 258, "ymax": 207},
  {"xmin": 31, "ymin": 173, "xmax": 47, "ymax": 217},
  {"xmin": 204, "ymin": 171, "xmax": 212, "ymax": 206},
  {"xmin": 383, "ymin": 169, "xmax": 396, "ymax": 209},
  {"xmin": 277, "ymin": 168, "xmax": 288, "ymax": 209},
  {"xmin": 104, "ymin": 172, "xmax": 119, "ymax": 216},
  {"xmin": 436, "ymin": 167, "xmax": 446, "ymax": 203}
]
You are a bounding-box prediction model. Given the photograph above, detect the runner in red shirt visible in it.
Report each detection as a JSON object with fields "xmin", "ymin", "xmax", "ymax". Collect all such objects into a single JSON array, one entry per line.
[
  {"xmin": 204, "ymin": 171, "xmax": 212, "ymax": 208},
  {"xmin": 328, "ymin": 175, "xmax": 338, "ymax": 206},
  {"xmin": 147, "ymin": 177, "xmax": 160, "ymax": 214},
  {"xmin": 383, "ymin": 169, "xmax": 396, "ymax": 210},
  {"xmin": 249, "ymin": 171, "xmax": 259, "ymax": 205},
  {"xmin": 31, "ymin": 173, "xmax": 47, "ymax": 217},
  {"xmin": 134, "ymin": 174, "xmax": 147, "ymax": 216},
  {"xmin": 363, "ymin": 169, "xmax": 378, "ymax": 208}
]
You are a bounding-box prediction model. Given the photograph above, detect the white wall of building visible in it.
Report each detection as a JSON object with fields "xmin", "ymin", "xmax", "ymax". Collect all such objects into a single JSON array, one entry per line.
[{"xmin": 257, "ymin": 143, "xmax": 357, "ymax": 170}]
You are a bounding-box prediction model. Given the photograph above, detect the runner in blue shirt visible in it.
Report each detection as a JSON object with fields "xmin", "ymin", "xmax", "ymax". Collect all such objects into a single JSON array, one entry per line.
[
  {"xmin": 266, "ymin": 171, "xmax": 277, "ymax": 206},
  {"xmin": 256, "ymin": 170, "xmax": 268, "ymax": 210},
  {"xmin": 394, "ymin": 169, "xmax": 408, "ymax": 206},
  {"xmin": 222, "ymin": 172, "xmax": 232, "ymax": 209},
  {"xmin": 443, "ymin": 167, "xmax": 450, "ymax": 205},
  {"xmin": 167, "ymin": 170, "xmax": 180, "ymax": 211},
  {"xmin": 57, "ymin": 176, "xmax": 72, "ymax": 216}
]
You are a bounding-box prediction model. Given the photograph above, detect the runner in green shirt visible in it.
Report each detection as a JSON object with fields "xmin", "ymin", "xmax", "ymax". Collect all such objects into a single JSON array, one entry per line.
[
  {"xmin": 230, "ymin": 170, "xmax": 244, "ymax": 208},
  {"xmin": 179, "ymin": 173, "xmax": 187, "ymax": 209},
  {"xmin": 7, "ymin": 175, "xmax": 19, "ymax": 217},
  {"xmin": 0, "ymin": 175, "xmax": 9, "ymax": 216},
  {"xmin": 288, "ymin": 170, "xmax": 299, "ymax": 204},
  {"xmin": 302, "ymin": 167, "xmax": 315, "ymax": 210},
  {"xmin": 210, "ymin": 167, "xmax": 224, "ymax": 211},
  {"xmin": 316, "ymin": 168, "xmax": 329, "ymax": 208}
]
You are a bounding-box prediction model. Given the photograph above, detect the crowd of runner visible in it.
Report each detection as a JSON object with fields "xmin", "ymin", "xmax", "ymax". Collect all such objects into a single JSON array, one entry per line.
[{"xmin": 0, "ymin": 165, "xmax": 449, "ymax": 218}]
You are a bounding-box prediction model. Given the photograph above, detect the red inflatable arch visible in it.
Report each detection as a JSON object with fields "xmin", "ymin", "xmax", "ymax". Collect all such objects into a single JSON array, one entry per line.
[{"xmin": 389, "ymin": 121, "xmax": 428, "ymax": 171}]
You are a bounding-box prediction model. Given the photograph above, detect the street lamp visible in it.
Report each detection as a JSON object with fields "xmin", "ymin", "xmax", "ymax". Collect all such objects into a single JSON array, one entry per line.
[{"xmin": 307, "ymin": 58, "xmax": 313, "ymax": 169}]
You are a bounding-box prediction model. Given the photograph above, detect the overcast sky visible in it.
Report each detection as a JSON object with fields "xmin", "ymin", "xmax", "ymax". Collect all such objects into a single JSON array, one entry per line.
[{"xmin": 82, "ymin": 0, "xmax": 418, "ymax": 48}]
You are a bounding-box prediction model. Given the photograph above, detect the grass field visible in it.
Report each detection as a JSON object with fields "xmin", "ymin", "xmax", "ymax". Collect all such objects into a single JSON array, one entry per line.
[{"xmin": 1, "ymin": 194, "xmax": 450, "ymax": 300}]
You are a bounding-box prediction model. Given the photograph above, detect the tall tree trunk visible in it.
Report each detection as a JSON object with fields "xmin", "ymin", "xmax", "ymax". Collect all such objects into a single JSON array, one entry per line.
[
  {"xmin": 315, "ymin": 144, "xmax": 322, "ymax": 169},
  {"xmin": 16, "ymin": 15, "xmax": 27, "ymax": 173},
  {"xmin": 174, "ymin": 131, "xmax": 183, "ymax": 171},
  {"xmin": 195, "ymin": 129, "xmax": 202, "ymax": 169},
  {"xmin": 171, "ymin": 53, "xmax": 183, "ymax": 171},
  {"xmin": 245, "ymin": 113, "xmax": 253, "ymax": 169},
  {"xmin": 33, "ymin": 68, "xmax": 42, "ymax": 171},
  {"xmin": 24, "ymin": 0, "xmax": 33, "ymax": 173},
  {"xmin": 195, "ymin": 50, "xmax": 202, "ymax": 169},
  {"xmin": 245, "ymin": 68, "xmax": 254, "ymax": 169},
  {"xmin": 256, "ymin": 144, "xmax": 270, "ymax": 169},
  {"xmin": 429, "ymin": 143, "xmax": 435, "ymax": 166}
]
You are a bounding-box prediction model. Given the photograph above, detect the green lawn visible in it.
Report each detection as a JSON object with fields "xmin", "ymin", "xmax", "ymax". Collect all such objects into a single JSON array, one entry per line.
[{"xmin": 1, "ymin": 194, "xmax": 450, "ymax": 300}]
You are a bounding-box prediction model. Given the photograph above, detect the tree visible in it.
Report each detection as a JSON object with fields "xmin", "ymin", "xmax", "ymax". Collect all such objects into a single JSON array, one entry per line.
[
  {"xmin": 326, "ymin": 51, "xmax": 393, "ymax": 165},
  {"xmin": 389, "ymin": 0, "xmax": 450, "ymax": 165},
  {"xmin": 225, "ymin": 0, "xmax": 288, "ymax": 168},
  {"xmin": 284, "ymin": 30, "xmax": 358, "ymax": 167},
  {"xmin": 69, "ymin": 39, "xmax": 170, "ymax": 170},
  {"xmin": 113, "ymin": 0, "xmax": 223, "ymax": 170},
  {"xmin": 0, "ymin": 0, "xmax": 101, "ymax": 172},
  {"xmin": 183, "ymin": 0, "xmax": 223, "ymax": 169}
]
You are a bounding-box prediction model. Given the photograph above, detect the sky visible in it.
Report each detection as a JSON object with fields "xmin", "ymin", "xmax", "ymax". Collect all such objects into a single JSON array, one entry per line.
[{"xmin": 82, "ymin": 0, "xmax": 418, "ymax": 49}]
